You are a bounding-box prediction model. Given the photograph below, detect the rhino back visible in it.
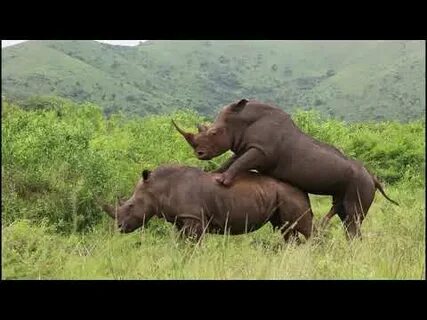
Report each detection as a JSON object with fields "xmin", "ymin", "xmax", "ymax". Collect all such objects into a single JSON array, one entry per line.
[
  {"xmin": 151, "ymin": 167, "xmax": 280, "ymax": 233},
  {"xmin": 233, "ymin": 103, "xmax": 357, "ymax": 193},
  {"xmin": 149, "ymin": 166, "xmax": 207, "ymax": 220},
  {"xmin": 200, "ymin": 173, "xmax": 279, "ymax": 233}
]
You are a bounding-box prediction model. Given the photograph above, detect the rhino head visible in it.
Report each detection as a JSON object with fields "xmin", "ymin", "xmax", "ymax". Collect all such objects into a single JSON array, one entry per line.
[
  {"xmin": 172, "ymin": 117, "xmax": 233, "ymax": 160},
  {"xmin": 99, "ymin": 170, "xmax": 156, "ymax": 233}
]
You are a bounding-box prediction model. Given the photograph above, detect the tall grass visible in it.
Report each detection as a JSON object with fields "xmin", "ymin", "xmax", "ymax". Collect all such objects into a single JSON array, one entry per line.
[
  {"xmin": 1, "ymin": 98, "xmax": 425, "ymax": 279},
  {"xmin": 3, "ymin": 186, "xmax": 424, "ymax": 279}
]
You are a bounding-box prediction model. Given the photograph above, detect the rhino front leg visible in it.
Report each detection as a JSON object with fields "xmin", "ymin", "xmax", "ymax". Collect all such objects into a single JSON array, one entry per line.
[
  {"xmin": 212, "ymin": 154, "xmax": 239, "ymax": 173},
  {"xmin": 215, "ymin": 148, "xmax": 265, "ymax": 186}
]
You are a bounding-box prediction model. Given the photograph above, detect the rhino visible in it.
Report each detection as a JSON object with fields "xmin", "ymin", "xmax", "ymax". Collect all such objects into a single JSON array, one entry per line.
[
  {"xmin": 172, "ymin": 99, "xmax": 399, "ymax": 239},
  {"xmin": 100, "ymin": 165, "xmax": 314, "ymax": 243}
]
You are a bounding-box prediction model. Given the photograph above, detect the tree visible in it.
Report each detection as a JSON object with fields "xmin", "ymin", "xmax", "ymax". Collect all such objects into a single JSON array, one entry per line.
[
  {"xmin": 314, "ymin": 99, "xmax": 323, "ymax": 106},
  {"xmin": 326, "ymin": 69, "xmax": 335, "ymax": 77},
  {"xmin": 219, "ymin": 56, "xmax": 229, "ymax": 64},
  {"xmin": 284, "ymin": 67, "xmax": 293, "ymax": 77},
  {"xmin": 126, "ymin": 95, "xmax": 137, "ymax": 102}
]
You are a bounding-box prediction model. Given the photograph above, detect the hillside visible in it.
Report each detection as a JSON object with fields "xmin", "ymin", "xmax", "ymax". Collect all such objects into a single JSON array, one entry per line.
[{"xmin": 2, "ymin": 40, "xmax": 425, "ymax": 121}]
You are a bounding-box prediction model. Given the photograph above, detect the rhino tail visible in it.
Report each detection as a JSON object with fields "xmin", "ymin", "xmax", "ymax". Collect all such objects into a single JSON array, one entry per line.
[{"xmin": 372, "ymin": 174, "xmax": 399, "ymax": 206}]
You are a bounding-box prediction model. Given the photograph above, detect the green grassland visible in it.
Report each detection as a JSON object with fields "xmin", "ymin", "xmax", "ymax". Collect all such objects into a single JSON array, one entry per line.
[
  {"xmin": 1, "ymin": 98, "xmax": 425, "ymax": 279},
  {"xmin": 2, "ymin": 40, "xmax": 425, "ymax": 121}
]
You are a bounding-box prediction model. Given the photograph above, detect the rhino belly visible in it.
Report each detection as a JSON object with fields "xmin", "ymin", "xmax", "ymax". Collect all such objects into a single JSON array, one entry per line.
[{"xmin": 209, "ymin": 207, "xmax": 273, "ymax": 235}]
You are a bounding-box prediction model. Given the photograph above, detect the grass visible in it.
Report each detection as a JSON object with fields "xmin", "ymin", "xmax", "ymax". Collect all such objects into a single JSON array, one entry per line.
[{"xmin": 2, "ymin": 186, "xmax": 424, "ymax": 280}]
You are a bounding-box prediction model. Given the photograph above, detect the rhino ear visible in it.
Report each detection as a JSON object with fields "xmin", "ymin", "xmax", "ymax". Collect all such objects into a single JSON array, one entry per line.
[
  {"xmin": 142, "ymin": 170, "xmax": 151, "ymax": 181},
  {"xmin": 231, "ymin": 99, "xmax": 248, "ymax": 112}
]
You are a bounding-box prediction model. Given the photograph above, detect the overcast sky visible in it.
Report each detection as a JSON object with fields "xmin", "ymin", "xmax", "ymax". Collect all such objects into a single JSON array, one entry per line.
[{"xmin": 1, "ymin": 40, "xmax": 146, "ymax": 48}]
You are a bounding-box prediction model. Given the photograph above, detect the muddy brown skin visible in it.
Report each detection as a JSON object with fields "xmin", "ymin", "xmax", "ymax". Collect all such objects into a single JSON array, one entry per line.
[
  {"xmin": 101, "ymin": 165, "xmax": 313, "ymax": 243},
  {"xmin": 173, "ymin": 99, "xmax": 399, "ymax": 239}
]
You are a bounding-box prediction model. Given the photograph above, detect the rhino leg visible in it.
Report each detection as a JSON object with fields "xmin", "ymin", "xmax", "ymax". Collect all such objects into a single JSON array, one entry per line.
[
  {"xmin": 179, "ymin": 218, "xmax": 204, "ymax": 242},
  {"xmin": 340, "ymin": 173, "xmax": 376, "ymax": 240},
  {"xmin": 319, "ymin": 206, "xmax": 336, "ymax": 230},
  {"xmin": 215, "ymin": 148, "xmax": 264, "ymax": 186},
  {"xmin": 274, "ymin": 192, "xmax": 314, "ymax": 244},
  {"xmin": 212, "ymin": 154, "xmax": 239, "ymax": 173},
  {"xmin": 283, "ymin": 229, "xmax": 301, "ymax": 244},
  {"xmin": 319, "ymin": 196, "xmax": 342, "ymax": 232},
  {"xmin": 270, "ymin": 215, "xmax": 301, "ymax": 244}
]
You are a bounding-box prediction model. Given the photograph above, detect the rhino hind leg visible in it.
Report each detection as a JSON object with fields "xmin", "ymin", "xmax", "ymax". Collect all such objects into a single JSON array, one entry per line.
[
  {"xmin": 271, "ymin": 209, "xmax": 312, "ymax": 244},
  {"xmin": 292, "ymin": 210, "xmax": 314, "ymax": 241},
  {"xmin": 318, "ymin": 196, "xmax": 345, "ymax": 237},
  {"xmin": 270, "ymin": 217, "xmax": 299, "ymax": 244},
  {"xmin": 283, "ymin": 228, "xmax": 302, "ymax": 244},
  {"xmin": 179, "ymin": 218, "xmax": 204, "ymax": 242},
  {"xmin": 319, "ymin": 196, "xmax": 341, "ymax": 229},
  {"xmin": 340, "ymin": 175, "xmax": 376, "ymax": 240},
  {"xmin": 270, "ymin": 190, "xmax": 315, "ymax": 244}
]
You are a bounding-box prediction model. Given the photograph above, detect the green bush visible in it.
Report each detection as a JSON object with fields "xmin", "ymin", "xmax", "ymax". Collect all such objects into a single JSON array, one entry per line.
[{"xmin": 1, "ymin": 220, "xmax": 68, "ymax": 279}]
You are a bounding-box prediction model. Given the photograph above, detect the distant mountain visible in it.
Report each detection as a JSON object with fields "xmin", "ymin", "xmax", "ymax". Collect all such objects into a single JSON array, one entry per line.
[{"xmin": 2, "ymin": 40, "xmax": 425, "ymax": 121}]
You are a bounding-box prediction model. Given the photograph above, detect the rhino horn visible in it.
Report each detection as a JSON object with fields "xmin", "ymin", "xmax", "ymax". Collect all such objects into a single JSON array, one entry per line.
[
  {"xmin": 102, "ymin": 204, "xmax": 116, "ymax": 219},
  {"xmin": 197, "ymin": 123, "xmax": 208, "ymax": 133},
  {"xmin": 95, "ymin": 196, "xmax": 117, "ymax": 219},
  {"xmin": 171, "ymin": 120, "xmax": 196, "ymax": 147},
  {"xmin": 117, "ymin": 196, "xmax": 127, "ymax": 206}
]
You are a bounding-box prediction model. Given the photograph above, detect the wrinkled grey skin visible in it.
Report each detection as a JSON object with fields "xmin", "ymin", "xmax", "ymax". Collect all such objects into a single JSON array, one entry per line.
[
  {"xmin": 173, "ymin": 99, "xmax": 399, "ymax": 239},
  {"xmin": 101, "ymin": 165, "xmax": 314, "ymax": 242}
]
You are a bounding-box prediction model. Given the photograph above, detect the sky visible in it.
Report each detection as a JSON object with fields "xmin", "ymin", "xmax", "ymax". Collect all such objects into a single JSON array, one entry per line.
[{"xmin": 1, "ymin": 40, "xmax": 146, "ymax": 48}]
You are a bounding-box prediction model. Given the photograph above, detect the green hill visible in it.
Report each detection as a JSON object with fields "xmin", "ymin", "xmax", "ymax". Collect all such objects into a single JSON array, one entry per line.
[{"xmin": 2, "ymin": 40, "xmax": 425, "ymax": 121}]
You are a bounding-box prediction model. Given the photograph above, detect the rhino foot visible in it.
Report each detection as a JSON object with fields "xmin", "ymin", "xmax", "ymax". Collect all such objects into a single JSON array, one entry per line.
[{"xmin": 214, "ymin": 173, "xmax": 233, "ymax": 187}]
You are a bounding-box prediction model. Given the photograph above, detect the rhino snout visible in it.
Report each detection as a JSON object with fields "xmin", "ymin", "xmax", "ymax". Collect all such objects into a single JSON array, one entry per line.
[
  {"xmin": 118, "ymin": 223, "xmax": 130, "ymax": 233},
  {"xmin": 196, "ymin": 149, "xmax": 212, "ymax": 160}
]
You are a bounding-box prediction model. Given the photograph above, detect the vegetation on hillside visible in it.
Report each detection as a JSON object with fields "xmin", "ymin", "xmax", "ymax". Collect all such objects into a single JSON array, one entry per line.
[{"xmin": 2, "ymin": 40, "xmax": 425, "ymax": 121}]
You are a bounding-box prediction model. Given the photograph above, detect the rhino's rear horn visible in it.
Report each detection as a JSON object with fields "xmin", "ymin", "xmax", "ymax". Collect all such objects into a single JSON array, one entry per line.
[
  {"xmin": 197, "ymin": 123, "xmax": 208, "ymax": 133},
  {"xmin": 117, "ymin": 196, "xmax": 127, "ymax": 206},
  {"xmin": 172, "ymin": 120, "xmax": 196, "ymax": 147}
]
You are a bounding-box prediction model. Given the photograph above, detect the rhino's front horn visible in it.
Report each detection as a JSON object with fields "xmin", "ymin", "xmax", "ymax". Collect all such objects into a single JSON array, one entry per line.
[
  {"xmin": 102, "ymin": 204, "xmax": 116, "ymax": 219},
  {"xmin": 95, "ymin": 196, "xmax": 117, "ymax": 219},
  {"xmin": 171, "ymin": 120, "xmax": 196, "ymax": 147}
]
